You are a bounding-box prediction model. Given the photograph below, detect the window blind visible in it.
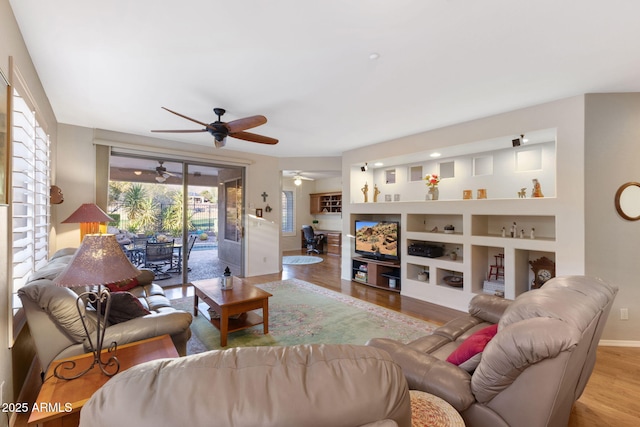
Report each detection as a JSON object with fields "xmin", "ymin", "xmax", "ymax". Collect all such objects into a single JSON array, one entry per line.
[
  {"xmin": 281, "ymin": 190, "xmax": 294, "ymax": 233},
  {"xmin": 11, "ymin": 86, "xmax": 50, "ymax": 313}
]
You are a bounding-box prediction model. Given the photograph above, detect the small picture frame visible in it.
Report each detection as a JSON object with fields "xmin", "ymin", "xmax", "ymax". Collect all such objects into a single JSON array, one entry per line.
[
  {"xmin": 256, "ymin": 208, "xmax": 263, "ymax": 217},
  {"xmin": 463, "ymin": 190, "xmax": 472, "ymax": 200},
  {"xmin": 477, "ymin": 189, "xmax": 487, "ymax": 199}
]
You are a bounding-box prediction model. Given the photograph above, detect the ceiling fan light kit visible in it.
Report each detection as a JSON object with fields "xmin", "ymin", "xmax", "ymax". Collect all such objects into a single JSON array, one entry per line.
[
  {"xmin": 289, "ymin": 171, "xmax": 314, "ymax": 186},
  {"xmin": 152, "ymin": 107, "xmax": 278, "ymax": 148}
]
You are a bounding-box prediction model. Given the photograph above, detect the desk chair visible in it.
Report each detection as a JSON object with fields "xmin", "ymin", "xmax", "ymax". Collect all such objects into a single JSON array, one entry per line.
[{"xmin": 302, "ymin": 225, "xmax": 324, "ymax": 255}]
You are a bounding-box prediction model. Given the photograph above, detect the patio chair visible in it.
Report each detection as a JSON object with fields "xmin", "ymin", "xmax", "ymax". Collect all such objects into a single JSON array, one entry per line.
[
  {"xmin": 170, "ymin": 235, "xmax": 197, "ymax": 273},
  {"xmin": 126, "ymin": 237, "xmax": 148, "ymax": 266},
  {"xmin": 144, "ymin": 240, "xmax": 175, "ymax": 280}
]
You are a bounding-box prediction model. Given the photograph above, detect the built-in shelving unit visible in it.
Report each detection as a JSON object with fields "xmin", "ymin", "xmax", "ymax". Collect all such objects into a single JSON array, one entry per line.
[
  {"xmin": 349, "ymin": 200, "xmax": 558, "ymax": 311},
  {"xmin": 345, "ymin": 130, "xmax": 563, "ymax": 312},
  {"xmin": 310, "ymin": 192, "xmax": 342, "ymax": 214}
]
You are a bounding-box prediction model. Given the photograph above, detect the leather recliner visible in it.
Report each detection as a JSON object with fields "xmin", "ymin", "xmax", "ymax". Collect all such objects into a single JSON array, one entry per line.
[{"xmin": 368, "ymin": 275, "xmax": 618, "ymax": 427}]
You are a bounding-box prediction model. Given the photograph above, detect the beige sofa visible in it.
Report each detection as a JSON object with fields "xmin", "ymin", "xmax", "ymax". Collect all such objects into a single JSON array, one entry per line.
[
  {"xmin": 18, "ymin": 248, "xmax": 192, "ymax": 376},
  {"xmin": 368, "ymin": 275, "xmax": 618, "ymax": 427},
  {"xmin": 79, "ymin": 344, "xmax": 412, "ymax": 427}
]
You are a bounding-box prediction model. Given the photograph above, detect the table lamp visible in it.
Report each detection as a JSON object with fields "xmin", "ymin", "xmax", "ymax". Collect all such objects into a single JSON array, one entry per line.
[
  {"xmin": 61, "ymin": 203, "xmax": 114, "ymax": 242},
  {"xmin": 52, "ymin": 234, "xmax": 140, "ymax": 380}
]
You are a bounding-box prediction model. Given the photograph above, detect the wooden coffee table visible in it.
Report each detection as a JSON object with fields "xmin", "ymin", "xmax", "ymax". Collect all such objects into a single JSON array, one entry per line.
[
  {"xmin": 28, "ymin": 334, "xmax": 178, "ymax": 427},
  {"xmin": 192, "ymin": 278, "xmax": 272, "ymax": 346}
]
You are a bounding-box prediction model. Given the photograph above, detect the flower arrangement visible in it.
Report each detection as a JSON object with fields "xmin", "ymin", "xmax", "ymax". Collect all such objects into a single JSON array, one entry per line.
[{"xmin": 424, "ymin": 174, "xmax": 440, "ymax": 188}]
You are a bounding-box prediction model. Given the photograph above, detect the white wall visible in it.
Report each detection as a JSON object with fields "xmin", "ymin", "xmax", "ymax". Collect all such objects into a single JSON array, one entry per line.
[
  {"xmin": 585, "ymin": 93, "xmax": 640, "ymax": 344},
  {"xmin": 1, "ymin": 0, "xmax": 58, "ymax": 406}
]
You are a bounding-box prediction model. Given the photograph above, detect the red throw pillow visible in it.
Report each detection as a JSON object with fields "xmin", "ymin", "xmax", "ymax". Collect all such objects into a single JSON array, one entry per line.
[
  {"xmin": 105, "ymin": 277, "xmax": 139, "ymax": 292},
  {"xmin": 446, "ymin": 324, "xmax": 498, "ymax": 370}
]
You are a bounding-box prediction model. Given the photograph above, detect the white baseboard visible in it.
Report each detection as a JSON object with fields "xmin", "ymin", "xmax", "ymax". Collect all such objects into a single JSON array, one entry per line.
[{"xmin": 599, "ymin": 339, "xmax": 640, "ymax": 347}]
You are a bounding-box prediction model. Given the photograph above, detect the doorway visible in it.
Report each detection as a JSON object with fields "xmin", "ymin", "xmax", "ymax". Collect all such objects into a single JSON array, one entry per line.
[{"xmin": 108, "ymin": 154, "xmax": 245, "ymax": 283}]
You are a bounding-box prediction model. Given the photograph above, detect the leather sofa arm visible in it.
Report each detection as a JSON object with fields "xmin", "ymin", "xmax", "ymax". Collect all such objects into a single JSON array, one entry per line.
[
  {"xmin": 468, "ymin": 294, "xmax": 512, "ymax": 324},
  {"xmin": 367, "ymin": 338, "xmax": 474, "ymax": 412},
  {"xmin": 94, "ymin": 311, "xmax": 192, "ymax": 351},
  {"xmin": 134, "ymin": 269, "xmax": 155, "ymax": 287}
]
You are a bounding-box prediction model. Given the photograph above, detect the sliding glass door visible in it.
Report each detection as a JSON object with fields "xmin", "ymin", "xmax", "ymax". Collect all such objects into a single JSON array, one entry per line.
[{"xmin": 108, "ymin": 154, "xmax": 245, "ymax": 284}]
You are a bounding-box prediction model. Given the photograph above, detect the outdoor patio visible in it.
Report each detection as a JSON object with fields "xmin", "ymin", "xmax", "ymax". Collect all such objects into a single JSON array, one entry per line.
[{"xmin": 151, "ymin": 242, "xmax": 241, "ymax": 287}]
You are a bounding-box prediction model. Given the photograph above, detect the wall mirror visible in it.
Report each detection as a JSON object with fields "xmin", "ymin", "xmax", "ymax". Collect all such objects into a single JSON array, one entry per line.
[{"xmin": 615, "ymin": 182, "xmax": 640, "ymax": 221}]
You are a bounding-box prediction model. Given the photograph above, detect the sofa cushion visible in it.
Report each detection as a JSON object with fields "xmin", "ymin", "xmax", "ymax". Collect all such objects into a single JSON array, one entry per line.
[
  {"xmin": 20, "ymin": 279, "xmax": 96, "ymax": 343},
  {"xmin": 446, "ymin": 324, "xmax": 498, "ymax": 372}
]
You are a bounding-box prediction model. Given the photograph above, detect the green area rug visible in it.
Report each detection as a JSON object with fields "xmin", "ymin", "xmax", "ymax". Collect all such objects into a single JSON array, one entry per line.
[
  {"xmin": 282, "ymin": 255, "xmax": 323, "ymax": 265},
  {"xmin": 171, "ymin": 278, "xmax": 437, "ymax": 354}
]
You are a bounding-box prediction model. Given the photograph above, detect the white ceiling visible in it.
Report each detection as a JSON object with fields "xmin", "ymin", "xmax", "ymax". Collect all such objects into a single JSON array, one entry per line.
[{"xmin": 9, "ymin": 0, "xmax": 640, "ymax": 158}]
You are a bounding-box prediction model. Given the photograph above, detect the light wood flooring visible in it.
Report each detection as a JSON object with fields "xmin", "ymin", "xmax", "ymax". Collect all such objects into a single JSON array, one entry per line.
[{"xmin": 166, "ymin": 250, "xmax": 640, "ymax": 426}]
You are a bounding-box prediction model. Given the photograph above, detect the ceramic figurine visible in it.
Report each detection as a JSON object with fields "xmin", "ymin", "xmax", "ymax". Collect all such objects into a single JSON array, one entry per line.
[{"xmin": 531, "ymin": 179, "xmax": 544, "ymax": 197}]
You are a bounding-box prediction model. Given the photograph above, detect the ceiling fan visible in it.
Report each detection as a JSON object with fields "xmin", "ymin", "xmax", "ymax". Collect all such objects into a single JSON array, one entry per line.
[
  {"xmin": 152, "ymin": 107, "xmax": 278, "ymax": 148},
  {"xmin": 287, "ymin": 171, "xmax": 314, "ymax": 186},
  {"xmin": 154, "ymin": 161, "xmax": 177, "ymax": 183}
]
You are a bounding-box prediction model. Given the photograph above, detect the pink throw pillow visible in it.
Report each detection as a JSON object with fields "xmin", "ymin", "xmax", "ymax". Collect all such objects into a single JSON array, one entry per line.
[{"xmin": 446, "ymin": 324, "xmax": 498, "ymax": 371}]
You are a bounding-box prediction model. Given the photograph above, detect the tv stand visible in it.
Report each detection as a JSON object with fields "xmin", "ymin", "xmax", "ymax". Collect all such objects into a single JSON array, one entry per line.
[{"xmin": 352, "ymin": 256, "xmax": 401, "ymax": 293}]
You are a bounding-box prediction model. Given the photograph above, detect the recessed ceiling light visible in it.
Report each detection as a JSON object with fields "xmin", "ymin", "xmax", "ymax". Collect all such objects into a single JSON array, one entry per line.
[
  {"xmin": 369, "ymin": 52, "xmax": 380, "ymax": 60},
  {"xmin": 430, "ymin": 152, "xmax": 441, "ymax": 158}
]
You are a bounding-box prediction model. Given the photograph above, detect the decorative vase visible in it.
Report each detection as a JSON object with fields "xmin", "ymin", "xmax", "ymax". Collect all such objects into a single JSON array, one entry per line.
[{"xmin": 427, "ymin": 186, "xmax": 439, "ymax": 201}]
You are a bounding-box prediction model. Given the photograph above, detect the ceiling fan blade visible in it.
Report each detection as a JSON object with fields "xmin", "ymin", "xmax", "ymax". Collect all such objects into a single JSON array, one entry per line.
[
  {"xmin": 151, "ymin": 129, "xmax": 207, "ymax": 133},
  {"xmin": 230, "ymin": 131, "xmax": 278, "ymax": 145},
  {"xmin": 161, "ymin": 107, "xmax": 211, "ymax": 127},
  {"xmin": 226, "ymin": 115, "xmax": 267, "ymax": 133}
]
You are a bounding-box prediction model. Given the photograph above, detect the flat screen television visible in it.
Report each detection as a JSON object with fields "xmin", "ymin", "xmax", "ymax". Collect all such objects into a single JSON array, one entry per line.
[{"xmin": 354, "ymin": 220, "xmax": 400, "ymax": 261}]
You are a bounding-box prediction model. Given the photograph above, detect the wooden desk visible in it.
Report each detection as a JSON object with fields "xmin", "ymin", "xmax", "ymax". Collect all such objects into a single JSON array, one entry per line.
[
  {"xmin": 192, "ymin": 277, "xmax": 272, "ymax": 347},
  {"xmin": 300, "ymin": 229, "xmax": 341, "ymax": 255},
  {"xmin": 28, "ymin": 335, "xmax": 179, "ymax": 427}
]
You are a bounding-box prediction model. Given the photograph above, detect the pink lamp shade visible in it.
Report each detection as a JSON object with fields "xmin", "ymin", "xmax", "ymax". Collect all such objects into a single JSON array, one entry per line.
[
  {"xmin": 54, "ymin": 234, "xmax": 140, "ymax": 288},
  {"xmin": 62, "ymin": 203, "xmax": 114, "ymax": 241}
]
